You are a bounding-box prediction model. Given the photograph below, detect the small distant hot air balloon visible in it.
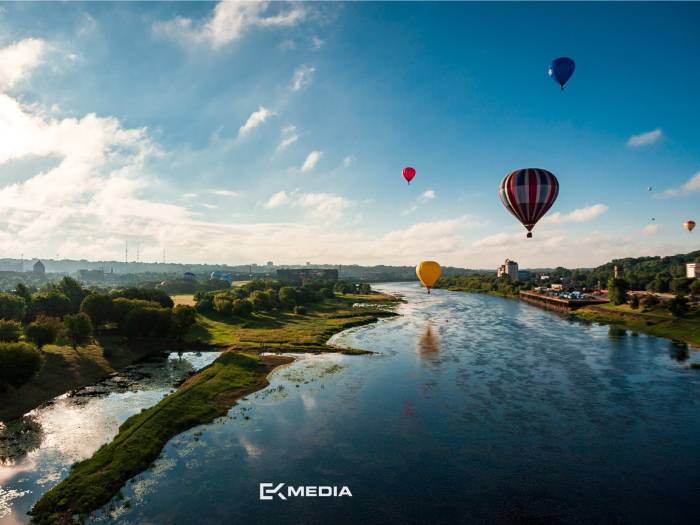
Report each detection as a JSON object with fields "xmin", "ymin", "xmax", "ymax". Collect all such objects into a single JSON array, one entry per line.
[
  {"xmin": 548, "ymin": 57, "xmax": 576, "ymax": 90},
  {"xmin": 647, "ymin": 186, "xmax": 653, "ymax": 192},
  {"xmin": 416, "ymin": 261, "xmax": 441, "ymax": 293},
  {"xmin": 684, "ymin": 220, "xmax": 696, "ymax": 232},
  {"xmin": 499, "ymin": 168, "xmax": 559, "ymax": 238},
  {"xmin": 403, "ymin": 166, "xmax": 416, "ymax": 185}
]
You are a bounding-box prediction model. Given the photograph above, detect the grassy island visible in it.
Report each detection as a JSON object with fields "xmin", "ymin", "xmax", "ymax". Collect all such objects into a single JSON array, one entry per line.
[{"xmin": 29, "ymin": 290, "xmax": 398, "ymax": 524}]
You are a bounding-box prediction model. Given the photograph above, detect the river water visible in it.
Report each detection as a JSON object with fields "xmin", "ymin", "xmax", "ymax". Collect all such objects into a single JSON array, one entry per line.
[
  {"xmin": 4, "ymin": 283, "xmax": 700, "ymax": 524},
  {"xmin": 0, "ymin": 352, "xmax": 219, "ymax": 524}
]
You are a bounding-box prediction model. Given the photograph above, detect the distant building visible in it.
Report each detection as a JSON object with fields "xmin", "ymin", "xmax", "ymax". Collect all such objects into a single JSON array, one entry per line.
[
  {"xmin": 613, "ymin": 265, "xmax": 624, "ymax": 279},
  {"xmin": 276, "ymin": 268, "xmax": 338, "ymax": 284},
  {"xmin": 33, "ymin": 260, "xmax": 45, "ymax": 276},
  {"xmin": 687, "ymin": 263, "xmax": 699, "ymax": 279},
  {"xmin": 77, "ymin": 269, "xmax": 105, "ymax": 282},
  {"xmin": 497, "ymin": 259, "xmax": 519, "ymax": 281},
  {"xmin": 183, "ymin": 272, "xmax": 197, "ymax": 282},
  {"xmin": 551, "ymin": 283, "xmax": 564, "ymax": 291},
  {"xmin": 210, "ymin": 271, "xmax": 234, "ymax": 284}
]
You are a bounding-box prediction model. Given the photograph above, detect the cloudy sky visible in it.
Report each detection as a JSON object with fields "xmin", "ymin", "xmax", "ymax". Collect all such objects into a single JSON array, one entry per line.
[{"xmin": 0, "ymin": 1, "xmax": 699, "ymax": 268}]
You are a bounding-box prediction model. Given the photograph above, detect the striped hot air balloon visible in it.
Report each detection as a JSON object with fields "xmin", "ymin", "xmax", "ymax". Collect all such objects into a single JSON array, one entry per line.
[{"xmin": 499, "ymin": 168, "xmax": 559, "ymax": 238}]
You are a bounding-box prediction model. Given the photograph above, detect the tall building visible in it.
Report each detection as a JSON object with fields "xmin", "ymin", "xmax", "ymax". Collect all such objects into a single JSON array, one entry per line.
[
  {"xmin": 497, "ymin": 259, "xmax": 519, "ymax": 281},
  {"xmin": 687, "ymin": 263, "xmax": 699, "ymax": 279}
]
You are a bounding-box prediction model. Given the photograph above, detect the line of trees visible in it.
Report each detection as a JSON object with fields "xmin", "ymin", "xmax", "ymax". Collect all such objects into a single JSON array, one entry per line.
[{"xmin": 436, "ymin": 274, "xmax": 528, "ymax": 297}]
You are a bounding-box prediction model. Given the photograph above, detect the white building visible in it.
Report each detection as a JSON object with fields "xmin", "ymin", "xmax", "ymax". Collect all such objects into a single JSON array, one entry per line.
[
  {"xmin": 687, "ymin": 263, "xmax": 699, "ymax": 278},
  {"xmin": 497, "ymin": 259, "xmax": 519, "ymax": 281}
]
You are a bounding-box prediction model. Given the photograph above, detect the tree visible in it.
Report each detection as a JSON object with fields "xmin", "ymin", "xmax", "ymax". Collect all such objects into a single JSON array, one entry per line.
[
  {"xmin": 80, "ymin": 294, "xmax": 114, "ymax": 332},
  {"xmin": 32, "ymin": 290, "xmax": 72, "ymax": 319},
  {"xmin": 0, "ymin": 292, "xmax": 27, "ymax": 321},
  {"xmin": 111, "ymin": 287, "xmax": 174, "ymax": 308},
  {"xmin": 231, "ymin": 299, "xmax": 253, "ymax": 317},
  {"xmin": 25, "ymin": 316, "xmax": 62, "ymax": 349},
  {"xmin": 690, "ymin": 279, "xmax": 700, "ymax": 297},
  {"xmin": 249, "ymin": 290, "xmax": 270, "ymax": 311},
  {"xmin": 172, "ymin": 305, "xmax": 197, "ymax": 340},
  {"xmin": 14, "ymin": 283, "xmax": 32, "ymax": 303},
  {"xmin": 319, "ymin": 287, "xmax": 334, "ymax": 299},
  {"xmin": 358, "ymin": 283, "xmax": 372, "ymax": 294},
  {"xmin": 333, "ymin": 280, "xmax": 353, "ymax": 295},
  {"xmin": 629, "ymin": 295, "xmax": 640, "ymax": 310},
  {"xmin": 0, "ymin": 320, "xmax": 21, "ymax": 342},
  {"xmin": 0, "ymin": 342, "xmax": 43, "ymax": 391},
  {"xmin": 670, "ymin": 277, "xmax": 691, "ymax": 296},
  {"xmin": 57, "ymin": 276, "xmax": 89, "ymax": 313},
  {"xmin": 293, "ymin": 305, "xmax": 307, "ymax": 315},
  {"xmin": 213, "ymin": 295, "xmax": 233, "ymax": 315},
  {"xmin": 278, "ymin": 287, "xmax": 297, "ymax": 310},
  {"xmin": 63, "ymin": 313, "xmax": 93, "ymax": 349},
  {"xmin": 607, "ymin": 278, "xmax": 629, "ymax": 305},
  {"xmin": 668, "ymin": 295, "xmax": 689, "ymax": 318}
]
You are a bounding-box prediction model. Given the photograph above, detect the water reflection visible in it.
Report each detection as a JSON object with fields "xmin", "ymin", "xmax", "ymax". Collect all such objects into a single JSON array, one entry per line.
[
  {"xmin": 608, "ymin": 325, "xmax": 627, "ymax": 339},
  {"xmin": 0, "ymin": 351, "xmax": 218, "ymax": 523},
  {"xmin": 416, "ymin": 323, "xmax": 440, "ymax": 356},
  {"xmin": 669, "ymin": 341, "xmax": 689, "ymax": 362}
]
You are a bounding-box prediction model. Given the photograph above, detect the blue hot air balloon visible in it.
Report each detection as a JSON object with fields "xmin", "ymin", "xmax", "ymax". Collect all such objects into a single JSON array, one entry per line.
[{"xmin": 548, "ymin": 57, "xmax": 575, "ymax": 90}]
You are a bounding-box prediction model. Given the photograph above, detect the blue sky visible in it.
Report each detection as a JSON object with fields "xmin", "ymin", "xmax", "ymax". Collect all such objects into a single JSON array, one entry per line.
[{"xmin": 0, "ymin": 1, "xmax": 698, "ymax": 268}]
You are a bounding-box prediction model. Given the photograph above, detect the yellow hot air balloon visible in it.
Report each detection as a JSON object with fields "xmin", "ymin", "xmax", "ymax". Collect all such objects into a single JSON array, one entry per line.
[{"xmin": 416, "ymin": 261, "xmax": 441, "ymax": 293}]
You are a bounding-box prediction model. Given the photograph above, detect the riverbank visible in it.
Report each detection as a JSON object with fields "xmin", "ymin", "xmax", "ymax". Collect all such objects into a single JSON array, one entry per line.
[
  {"xmin": 0, "ymin": 338, "xmax": 201, "ymax": 422},
  {"xmin": 30, "ymin": 292, "xmax": 399, "ymax": 524},
  {"xmin": 574, "ymin": 303, "xmax": 700, "ymax": 346}
]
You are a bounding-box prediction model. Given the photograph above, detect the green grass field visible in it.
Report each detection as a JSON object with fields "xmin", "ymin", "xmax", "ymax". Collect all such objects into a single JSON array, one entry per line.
[{"xmin": 575, "ymin": 303, "xmax": 700, "ymax": 345}]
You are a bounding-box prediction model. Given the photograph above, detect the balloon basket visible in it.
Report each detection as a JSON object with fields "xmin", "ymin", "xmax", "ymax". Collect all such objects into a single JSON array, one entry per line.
[{"xmin": 527, "ymin": 232, "xmax": 532, "ymax": 238}]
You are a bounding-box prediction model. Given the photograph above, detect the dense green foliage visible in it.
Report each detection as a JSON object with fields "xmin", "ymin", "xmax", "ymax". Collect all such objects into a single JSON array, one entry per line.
[
  {"xmin": 436, "ymin": 274, "xmax": 527, "ymax": 297},
  {"xmin": 0, "ymin": 292, "xmax": 27, "ymax": 321},
  {"xmin": 110, "ymin": 287, "xmax": 174, "ymax": 308},
  {"xmin": 607, "ymin": 278, "xmax": 629, "ymax": 305},
  {"xmin": 195, "ymin": 279, "xmax": 345, "ymax": 318},
  {"xmin": 80, "ymin": 293, "xmax": 114, "ymax": 331},
  {"xmin": 0, "ymin": 342, "xmax": 43, "ymax": 391},
  {"xmin": 25, "ymin": 316, "xmax": 62, "ymax": 348},
  {"xmin": 63, "ymin": 313, "xmax": 93, "ymax": 349},
  {"xmin": 172, "ymin": 305, "xmax": 197, "ymax": 340},
  {"xmin": 0, "ymin": 319, "xmax": 21, "ymax": 342}
]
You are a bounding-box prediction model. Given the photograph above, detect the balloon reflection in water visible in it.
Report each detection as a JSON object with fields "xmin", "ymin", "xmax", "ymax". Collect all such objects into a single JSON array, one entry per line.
[{"xmin": 416, "ymin": 323, "xmax": 440, "ymax": 356}]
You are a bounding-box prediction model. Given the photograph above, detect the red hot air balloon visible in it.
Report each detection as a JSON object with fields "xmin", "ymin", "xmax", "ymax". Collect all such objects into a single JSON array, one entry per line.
[
  {"xmin": 684, "ymin": 220, "xmax": 696, "ymax": 232},
  {"xmin": 403, "ymin": 167, "xmax": 416, "ymax": 184},
  {"xmin": 499, "ymin": 168, "xmax": 559, "ymax": 238}
]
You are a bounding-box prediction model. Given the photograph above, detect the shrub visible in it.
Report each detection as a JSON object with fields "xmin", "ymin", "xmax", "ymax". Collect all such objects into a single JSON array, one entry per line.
[
  {"xmin": 358, "ymin": 283, "xmax": 372, "ymax": 294},
  {"xmin": 172, "ymin": 305, "xmax": 197, "ymax": 340},
  {"xmin": 80, "ymin": 294, "xmax": 114, "ymax": 331},
  {"xmin": 691, "ymin": 279, "xmax": 700, "ymax": 297},
  {"xmin": 195, "ymin": 294, "xmax": 214, "ymax": 312},
  {"xmin": 641, "ymin": 294, "xmax": 660, "ymax": 310},
  {"xmin": 0, "ymin": 320, "xmax": 21, "ymax": 342},
  {"xmin": 213, "ymin": 294, "xmax": 233, "ymax": 315},
  {"xmin": 31, "ymin": 290, "xmax": 72, "ymax": 319},
  {"xmin": 0, "ymin": 342, "xmax": 43, "ymax": 391},
  {"xmin": 629, "ymin": 295, "xmax": 640, "ymax": 310},
  {"xmin": 231, "ymin": 299, "xmax": 253, "ymax": 317},
  {"xmin": 293, "ymin": 305, "xmax": 307, "ymax": 315},
  {"xmin": 0, "ymin": 292, "xmax": 27, "ymax": 321},
  {"xmin": 25, "ymin": 316, "xmax": 62, "ymax": 349},
  {"xmin": 333, "ymin": 280, "xmax": 353, "ymax": 295},
  {"xmin": 64, "ymin": 313, "xmax": 93, "ymax": 349},
  {"xmin": 668, "ymin": 295, "xmax": 689, "ymax": 318}
]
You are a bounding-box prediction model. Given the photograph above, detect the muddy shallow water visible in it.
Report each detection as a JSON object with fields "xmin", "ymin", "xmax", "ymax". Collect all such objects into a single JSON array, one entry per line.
[{"xmin": 0, "ymin": 351, "xmax": 218, "ymax": 524}]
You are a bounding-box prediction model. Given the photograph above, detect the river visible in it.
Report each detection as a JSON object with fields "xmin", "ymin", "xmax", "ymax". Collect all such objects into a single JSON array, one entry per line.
[{"xmin": 4, "ymin": 283, "xmax": 700, "ymax": 524}]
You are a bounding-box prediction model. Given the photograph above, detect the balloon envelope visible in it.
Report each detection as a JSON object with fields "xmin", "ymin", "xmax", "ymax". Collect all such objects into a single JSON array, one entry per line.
[
  {"xmin": 548, "ymin": 57, "xmax": 575, "ymax": 89},
  {"xmin": 499, "ymin": 168, "xmax": 559, "ymax": 238},
  {"xmin": 403, "ymin": 167, "xmax": 416, "ymax": 184},
  {"xmin": 685, "ymin": 220, "xmax": 696, "ymax": 232},
  {"xmin": 416, "ymin": 261, "xmax": 441, "ymax": 292}
]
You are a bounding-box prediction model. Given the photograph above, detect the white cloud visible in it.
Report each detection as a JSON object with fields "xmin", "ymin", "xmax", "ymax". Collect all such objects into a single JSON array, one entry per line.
[
  {"xmin": 296, "ymin": 192, "xmax": 351, "ymax": 220},
  {"xmin": 238, "ymin": 106, "xmax": 273, "ymax": 137},
  {"xmin": 153, "ymin": 0, "xmax": 306, "ymax": 50},
  {"xmin": 291, "ymin": 64, "xmax": 315, "ymax": 91},
  {"xmin": 183, "ymin": 193, "xmax": 198, "ymax": 198},
  {"xmin": 200, "ymin": 203, "xmax": 218, "ymax": 209},
  {"xmin": 210, "ymin": 189, "xmax": 238, "ymax": 197},
  {"xmin": 540, "ymin": 204, "xmax": 608, "ymax": 225},
  {"xmin": 0, "ymin": 38, "xmax": 45, "ymax": 90},
  {"xmin": 277, "ymin": 125, "xmax": 298, "ymax": 151},
  {"xmin": 627, "ymin": 128, "xmax": 662, "ymax": 147},
  {"xmin": 311, "ymin": 36, "xmax": 324, "ymax": 50},
  {"xmin": 401, "ymin": 189, "xmax": 436, "ymax": 215},
  {"xmin": 263, "ymin": 190, "xmax": 289, "ymax": 209},
  {"xmin": 642, "ymin": 224, "xmax": 659, "ymax": 236},
  {"xmin": 301, "ymin": 150, "xmax": 322, "ymax": 172},
  {"xmin": 342, "ymin": 156, "xmax": 354, "ymax": 168},
  {"xmin": 421, "ymin": 190, "xmax": 436, "ymax": 201},
  {"xmin": 661, "ymin": 172, "xmax": 700, "ymax": 197}
]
